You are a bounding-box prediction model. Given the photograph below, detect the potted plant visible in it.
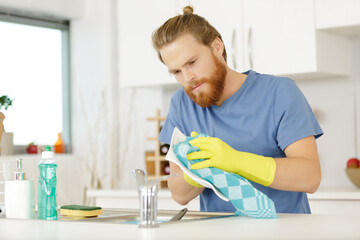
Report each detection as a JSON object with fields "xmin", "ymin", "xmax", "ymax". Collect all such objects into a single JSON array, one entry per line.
[
  {"xmin": 0, "ymin": 95, "xmax": 14, "ymax": 155},
  {"xmin": 0, "ymin": 95, "xmax": 13, "ymax": 112}
]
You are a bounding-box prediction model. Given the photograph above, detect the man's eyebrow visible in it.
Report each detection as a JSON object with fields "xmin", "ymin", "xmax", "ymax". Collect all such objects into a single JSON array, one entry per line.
[
  {"xmin": 168, "ymin": 57, "xmax": 197, "ymax": 74},
  {"xmin": 168, "ymin": 68, "xmax": 178, "ymax": 74}
]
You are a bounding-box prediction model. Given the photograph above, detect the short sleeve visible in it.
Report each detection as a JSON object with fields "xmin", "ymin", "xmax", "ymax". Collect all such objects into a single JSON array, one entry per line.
[
  {"xmin": 273, "ymin": 78, "xmax": 323, "ymax": 151},
  {"xmin": 158, "ymin": 92, "xmax": 183, "ymax": 144}
]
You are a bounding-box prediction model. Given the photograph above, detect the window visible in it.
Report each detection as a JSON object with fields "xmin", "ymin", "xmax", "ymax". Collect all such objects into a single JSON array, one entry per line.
[{"xmin": 0, "ymin": 12, "xmax": 71, "ymax": 152}]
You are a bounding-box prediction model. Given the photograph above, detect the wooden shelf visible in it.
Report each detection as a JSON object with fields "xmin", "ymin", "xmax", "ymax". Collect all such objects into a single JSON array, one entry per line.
[
  {"xmin": 146, "ymin": 155, "xmax": 167, "ymax": 161},
  {"xmin": 147, "ymin": 137, "xmax": 158, "ymax": 141},
  {"xmin": 146, "ymin": 116, "xmax": 166, "ymax": 121},
  {"xmin": 145, "ymin": 109, "xmax": 169, "ymax": 189}
]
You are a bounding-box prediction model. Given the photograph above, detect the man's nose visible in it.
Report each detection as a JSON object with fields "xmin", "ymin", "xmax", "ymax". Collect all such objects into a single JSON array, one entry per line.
[{"xmin": 184, "ymin": 70, "xmax": 196, "ymax": 83}]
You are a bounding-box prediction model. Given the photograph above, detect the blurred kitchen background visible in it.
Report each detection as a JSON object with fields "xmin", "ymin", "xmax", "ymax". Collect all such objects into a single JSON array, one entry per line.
[{"xmin": 0, "ymin": 0, "xmax": 360, "ymax": 211}]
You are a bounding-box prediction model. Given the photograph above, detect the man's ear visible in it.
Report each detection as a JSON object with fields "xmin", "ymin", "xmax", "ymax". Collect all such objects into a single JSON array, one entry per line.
[{"xmin": 211, "ymin": 37, "xmax": 224, "ymax": 56}]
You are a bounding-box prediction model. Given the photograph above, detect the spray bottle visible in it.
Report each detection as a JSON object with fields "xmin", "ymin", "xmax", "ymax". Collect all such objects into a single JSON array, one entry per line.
[{"xmin": 37, "ymin": 146, "xmax": 57, "ymax": 220}]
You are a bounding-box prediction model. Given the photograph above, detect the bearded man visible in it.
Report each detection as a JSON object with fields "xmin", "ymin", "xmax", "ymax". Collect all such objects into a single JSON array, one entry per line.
[{"xmin": 152, "ymin": 6, "xmax": 323, "ymax": 214}]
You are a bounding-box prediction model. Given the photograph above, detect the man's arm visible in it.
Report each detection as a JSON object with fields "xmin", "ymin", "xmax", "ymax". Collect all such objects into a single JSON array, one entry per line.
[
  {"xmin": 167, "ymin": 162, "xmax": 204, "ymax": 205},
  {"xmin": 168, "ymin": 135, "xmax": 321, "ymax": 205},
  {"xmin": 188, "ymin": 134, "xmax": 321, "ymax": 193},
  {"xmin": 270, "ymin": 135, "xmax": 321, "ymax": 193}
]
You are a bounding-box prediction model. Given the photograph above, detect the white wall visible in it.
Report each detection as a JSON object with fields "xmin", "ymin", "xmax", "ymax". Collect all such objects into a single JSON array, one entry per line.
[
  {"xmin": 71, "ymin": 0, "xmax": 166, "ymax": 190},
  {"xmin": 297, "ymin": 38, "xmax": 360, "ymax": 187},
  {"xmin": 71, "ymin": 0, "xmax": 118, "ymax": 190},
  {"xmin": 0, "ymin": 0, "xmax": 84, "ymax": 19}
]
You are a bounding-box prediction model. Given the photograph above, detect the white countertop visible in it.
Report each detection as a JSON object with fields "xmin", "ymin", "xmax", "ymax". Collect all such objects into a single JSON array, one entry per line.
[
  {"xmin": 1, "ymin": 213, "xmax": 359, "ymax": 240},
  {"xmin": 307, "ymin": 186, "xmax": 360, "ymax": 200}
]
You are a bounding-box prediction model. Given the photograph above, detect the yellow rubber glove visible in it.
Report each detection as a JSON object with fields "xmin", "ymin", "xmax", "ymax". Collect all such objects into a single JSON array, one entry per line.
[
  {"xmin": 187, "ymin": 137, "xmax": 276, "ymax": 186},
  {"xmin": 183, "ymin": 131, "xmax": 204, "ymax": 188},
  {"xmin": 184, "ymin": 131, "xmax": 204, "ymax": 188},
  {"xmin": 183, "ymin": 172, "xmax": 204, "ymax": 188}
]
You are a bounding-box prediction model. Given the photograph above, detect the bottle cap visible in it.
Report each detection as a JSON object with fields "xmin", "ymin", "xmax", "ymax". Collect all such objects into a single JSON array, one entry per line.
[
  {"xmin": 14, "ymin": 158, "xmax": 26, "ymax": 180},
  {"xmin": 42, "ymin": 145, "xmax": 54, "ymax": 159}
]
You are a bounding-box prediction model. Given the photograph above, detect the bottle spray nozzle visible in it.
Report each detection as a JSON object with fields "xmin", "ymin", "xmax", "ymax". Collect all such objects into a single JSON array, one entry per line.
[{"xmin": 41, "ymin": 146, "xmax": 54, "ymax": 160}]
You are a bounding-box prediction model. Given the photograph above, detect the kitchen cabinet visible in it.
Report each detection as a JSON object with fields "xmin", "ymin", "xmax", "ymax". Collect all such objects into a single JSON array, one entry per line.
[
  {"xmin": 242, "ymin": 0, "xmax": 351, "ymax": 80},
  {"xmin": 118, "ymin": 0, "xmax": 243, "ymax": 87},
  {"xmin": 117, "ymin": 0, "xmax": 179, "ymax": 87},
  {"xmin": 118, "ymin": 0, "xmax": 352, "ymax": 87},
  {"xmin": 308, "ymin": 186, "xmax": 360, "ymax": 215},
  {"xmin": 315, "ymin": 0, "xmax": 360, "ymax": 36},
  {"xmin": 177, "ymin": 0, "xmax": 244, "ymax": 72}
]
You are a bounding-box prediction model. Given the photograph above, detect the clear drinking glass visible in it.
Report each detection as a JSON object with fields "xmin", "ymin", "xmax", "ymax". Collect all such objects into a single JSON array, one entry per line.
[{"xmin": 0, "ymin": 160, "xmax": 16, "ymax": 216}]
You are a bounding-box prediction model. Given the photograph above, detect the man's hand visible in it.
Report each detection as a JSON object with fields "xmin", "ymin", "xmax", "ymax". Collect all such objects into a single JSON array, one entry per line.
[{"xmin": 187, "ymin": 137, "xmax": 276, "ymax": 186}]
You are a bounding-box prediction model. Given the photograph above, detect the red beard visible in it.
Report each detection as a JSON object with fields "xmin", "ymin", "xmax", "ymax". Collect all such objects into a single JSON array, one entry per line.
[{"xmin": 185, "ymin": 53, "xmax": 227, "ymax": 108}]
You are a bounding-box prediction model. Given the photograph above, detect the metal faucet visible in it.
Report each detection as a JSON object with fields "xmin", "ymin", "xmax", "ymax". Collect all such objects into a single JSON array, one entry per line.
[
  {"xmin": 132, "ymin": 169, "xmax": 177, "ymax": 228},
  {"xmin": 132, "ymin": 169, "xmax": 160, "ymax": 228},
  {"xmin": 133, "ymin": 169, "xmax": 146, "ymax": 200}
]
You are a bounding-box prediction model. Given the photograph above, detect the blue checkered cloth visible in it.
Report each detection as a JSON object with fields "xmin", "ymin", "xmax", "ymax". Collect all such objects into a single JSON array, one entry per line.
[{"xmin": 174, "ymin": 133, "xmax": 277, "ymax": 219}]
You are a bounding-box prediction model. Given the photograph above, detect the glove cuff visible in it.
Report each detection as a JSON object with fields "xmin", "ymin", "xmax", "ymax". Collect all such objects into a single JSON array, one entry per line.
[
  {"xmin": 183, "ymin": 172, "xmax": 204, "ymax": 188},
  {"xmin": 262, "ymin": 157, "xmax": 276, "ymax": 186},
  {"xmin": 235, "ymin": 154, "xmax": 277, "ymax": 186}
]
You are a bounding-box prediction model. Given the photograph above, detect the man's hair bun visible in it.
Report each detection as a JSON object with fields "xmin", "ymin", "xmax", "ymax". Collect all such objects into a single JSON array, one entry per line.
[
  {"xmin": 152, "ymin": 4, "xmax": 227, "ymax": 63},
  {"xmin": 183, "ymin": 6, "xmax": 194, "ymax": 14}
]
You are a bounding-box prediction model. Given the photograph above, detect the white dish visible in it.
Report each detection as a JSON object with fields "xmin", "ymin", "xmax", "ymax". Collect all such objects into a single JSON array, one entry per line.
[{"xmin": 165, "ymin": 127, "xmax": 229, "ymax": 201}]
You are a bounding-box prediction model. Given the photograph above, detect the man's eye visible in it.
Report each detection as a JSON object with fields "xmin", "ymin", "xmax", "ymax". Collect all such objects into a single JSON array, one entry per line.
[
  {"xmin": 190, "ymin": 60, "xmax": 196, "ymax": 65},
  {"xmin": 174, "ymin": 70, "xmax": 180, "ymax": 75}
]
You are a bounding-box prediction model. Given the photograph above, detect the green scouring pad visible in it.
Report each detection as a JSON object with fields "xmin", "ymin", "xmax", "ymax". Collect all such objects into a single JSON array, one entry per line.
[{"xmin": 60, "ymin": 205, "xmax": 103, "ymax": 217}]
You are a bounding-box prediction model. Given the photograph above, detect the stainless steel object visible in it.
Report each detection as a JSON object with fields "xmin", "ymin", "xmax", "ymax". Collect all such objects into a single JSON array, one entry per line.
[
  {"xmin": 61, "ymin": 208, "xmax": 235, "ymax": 224},
  {"xmin": 168, "ymin": 208, "xmax": 188, "ymax": 222},
  {"xmin": 15, "ymin": 158, "xmax": 25, "ymax": 180},
  {"xmin": 132, "ymin": 169, "xmax": 146, "ymax": 202},
  {"xmin": 139, "ymin": 179, "xmax": 160, "ymax": 228},
  {"xmin": 132, "ymin": 169, "xmax": 178, "ymax": 228}
]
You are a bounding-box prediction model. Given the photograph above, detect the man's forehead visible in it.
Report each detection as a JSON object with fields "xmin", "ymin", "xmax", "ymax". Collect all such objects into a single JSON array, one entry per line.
[
  {"xmin": 161, "ymin": 49, "xmax": 195, "ymax": 69},
  {"xmin": 166, "ymin": 52, "xmax": 198, "ymax": 73},
  {"xmin": 160, "ymin": 35, "xmax": 205, "ymax": 70}
]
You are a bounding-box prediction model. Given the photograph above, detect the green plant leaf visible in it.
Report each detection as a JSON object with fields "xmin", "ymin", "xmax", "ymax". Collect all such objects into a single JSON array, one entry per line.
[{"xmin": 0, "ymin": 95, "xmax": 14, "ymax": 111}]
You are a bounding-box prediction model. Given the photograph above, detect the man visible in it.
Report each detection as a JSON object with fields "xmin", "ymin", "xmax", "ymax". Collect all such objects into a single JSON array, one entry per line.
[{"xmin": 152, "ymin": 6, "xmax": 323, "ymax": 213}]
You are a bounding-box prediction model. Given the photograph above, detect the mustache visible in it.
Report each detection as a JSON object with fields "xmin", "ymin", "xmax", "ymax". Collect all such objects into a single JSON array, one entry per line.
[{"xmin": 186, "ymin": 79, "xmax": 208, "ymax": 91}]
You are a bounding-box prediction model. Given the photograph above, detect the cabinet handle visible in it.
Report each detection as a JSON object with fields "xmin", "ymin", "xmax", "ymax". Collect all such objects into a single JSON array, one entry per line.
[
  {"xmin": 231, "ymin": 29, "xmax": 237, "ymax": 70},
  {"xmin": 247, "ymin": 27, "xmax": 253, "ymax": 69}
]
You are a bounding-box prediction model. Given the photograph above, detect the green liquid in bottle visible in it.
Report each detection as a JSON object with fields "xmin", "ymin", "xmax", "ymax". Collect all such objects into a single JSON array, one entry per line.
[{"xmin": 37, "ymin": 162, "xmax": 57, "ymax": 220}]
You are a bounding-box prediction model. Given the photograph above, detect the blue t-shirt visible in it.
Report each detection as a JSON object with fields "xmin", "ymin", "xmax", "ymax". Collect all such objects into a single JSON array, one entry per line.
[{"xmin": 159, "ymin": 70, "xmax": 323, "ymax": 214}]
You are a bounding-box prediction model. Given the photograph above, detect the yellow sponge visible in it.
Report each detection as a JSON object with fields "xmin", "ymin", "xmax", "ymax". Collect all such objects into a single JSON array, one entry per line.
[{"xmin": 60, "ymin": 205, "xmax": 102, "ymax": 218}]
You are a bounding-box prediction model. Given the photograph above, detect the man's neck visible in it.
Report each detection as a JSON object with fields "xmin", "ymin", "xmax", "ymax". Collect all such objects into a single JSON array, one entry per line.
[{"xmin": 215, "ymin": 68, "xmax": 247, "ymax": 107}]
